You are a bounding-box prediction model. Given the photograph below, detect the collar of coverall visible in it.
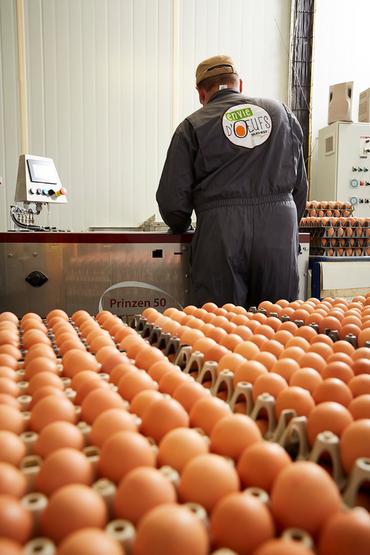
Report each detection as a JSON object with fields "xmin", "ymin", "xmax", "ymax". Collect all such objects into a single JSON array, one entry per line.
[{"xmin": 207, "ymin": 88, "xmax": 241, "ymax": 104}]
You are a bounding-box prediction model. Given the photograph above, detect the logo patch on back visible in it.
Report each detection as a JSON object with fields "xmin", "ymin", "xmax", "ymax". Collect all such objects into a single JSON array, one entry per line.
[{"xmin": 222, "ymin": 103, "xmax": 272, "ymax": 148}]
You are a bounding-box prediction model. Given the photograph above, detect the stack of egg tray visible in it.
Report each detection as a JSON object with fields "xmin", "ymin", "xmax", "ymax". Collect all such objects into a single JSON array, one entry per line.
[
  {"xmin": 300, "ymin": 217, "xmax": 369, "ymax": 257},
  {"xmin": 304, "ymin": 201, "xmax": 353, "ymax": 218}
]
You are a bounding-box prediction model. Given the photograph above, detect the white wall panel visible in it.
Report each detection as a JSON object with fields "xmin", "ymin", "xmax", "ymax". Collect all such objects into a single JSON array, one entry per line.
[
  {"xmin": 178, "ymin": 0, "xmax": 291, "ymax": 126},
  {"xmin": 0, "ymin": 0, "xmax": 20, "ymax": 231},
  {"xmin": 1, "ymin": 0, "xmax": 290, "ymax": 232},
  {"xmin": 310, "ymin": 0, "xmax": 370, "ymax": 196}
]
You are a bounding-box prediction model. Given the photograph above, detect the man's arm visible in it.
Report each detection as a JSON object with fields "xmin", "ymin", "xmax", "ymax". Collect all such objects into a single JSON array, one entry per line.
[
  {"xmin": 156, "ymin": 120, "xmax": 197, "ymax": 233},
  {"xmin": 284, "ymin": 105, "xmax": 308, "ymax": 222}
]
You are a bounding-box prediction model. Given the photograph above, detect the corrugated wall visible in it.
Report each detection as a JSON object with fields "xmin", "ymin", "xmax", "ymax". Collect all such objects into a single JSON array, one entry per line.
[{"xmin": 0, "ymin": 0, "xmax": 290, "ymax": 232}]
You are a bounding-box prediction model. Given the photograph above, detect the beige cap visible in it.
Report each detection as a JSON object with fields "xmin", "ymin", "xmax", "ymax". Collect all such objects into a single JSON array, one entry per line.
[{"xmin": 196, "ymin": 55, "xmax": 238, "ymax": 86}]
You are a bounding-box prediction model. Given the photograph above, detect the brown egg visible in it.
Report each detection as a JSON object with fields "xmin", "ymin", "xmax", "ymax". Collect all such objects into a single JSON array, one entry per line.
[
  {"xmin": 275, "ymin": 386, "xmax": 315, "ymax": 418},
  {"xmin": 233, "ymin": 360, "xmax": 268, "ymax": 385},
  {"xmin": 75, "ymin": 378, "xmax": 110, "ymax": 405},
  {"xmin": 62, "ymin": 349, "xmax": 100, "ymax": 378},
  {"xmin": 173, "ymin": 381, "xmax": 211, "ymax": 413},
  {"xmin": 253, "ymin": 373, "xmax": 288, "ymax": 401},
  {"xmin": 58, "ymin": 528, "xmax": 124, "ymax": 555},
  {"xmin": 348, "ymin": 374, "xmax": 370, "ymax": 397},
  {"xmin": 59, "ymin": 339, "xmax": 86, "ymax": 356},
  {"xmin": 135, "ymin": 346, "xmax": 166, "ymax": 371},
  {"xmin": 24, "ymin": 356, "xmax": 60, "ymax": 380},
  {"xmin": 158, "ymin": 428, "xmax": 209, "ymax": 472},
  {"xmin": 36, "ymin": 448, "xmax": 94, "ymax": 495},
  {"xmin": 0, "ymin": 405, "xmax": 24, "ymax": 434},
  {"xmin": 0, "ymin": 378, "xmax": 19, "ymax": 398},
  {"xmin": 133, "ymin": 503, "xmax": 208, "ymax": 555},
  {"xmin": 89, "ymin": 334, "xmax": 115, "ymax": 354},
  {"xmin": 0, "ymin": 393, "xmax": 20, "ymax": 409},
  {"xmin": 0, "ymin": 463, "xmax": 27, "ymax": 498},
  {"xmin": 352, "ymin": 358, "xmax": 370, "ymax": 376},
  {"xmin": 118, "ymin": 370, "xmax": 158, "ymax": 402},
  {"xmin": 114, "ymin": 466, "xmax": 176, "ymax": 524},
  {"xmin": 22, "ymin": 329, "xmax": 50, "ymax": 349},
  {"xmin": 210, "ymin": 492, "xmax": 275, "ymax": 555},
  {"xmin": 348, "ymin": 394, "xmax": 370, "ymax": 419},
  {"xmin": 179, "ymin": 453, "xmax": 239, "ymax": 512},
  {"xmin": 29, "ymin": 386, "xmax": 66, "ymax": 410},
  {"xmin": 129, "ymin": 390, "xmax": 163, "ymax": 418},
  {"xmin": 0, "ymin": 354, "xmax": 18, "ymax": 370},
  {"xmin": 318, "ymin": 507, "xmax": 370, "ymax": 555},
  {"xmin": 71, "ymin": 370, "xmax": 101, "ymax": 391},
  {"xmin": 210, "ymin": 414, "xmax": 262, "ymax": 460},
  {"xmin": 289, "ymin": 367, "xmax": 323, "ymax": 395},
  {"xmin": 30, "ymin": 396, "xmax": 76, "ymax": 432},
  {"xmin": 24, "ymin": 345, "xmax": 56, "ymax": 366},
  {"xmin": 189, "ymin": 396, "xmax": 231, "ymax": 435},
  {"xmin": 0, "ymin": 331, "xmax": 19, "ymax": 349},
  {"xmin": 21, "ymin": 319, "xmax": 47, "ymax": 333},
  {"xmin": 321, "ymin": 361, "xmax": 354, "ymax": 383},
  {"xmin": 81, "ymin": 388, "xmax": 126, "ymax": 424},
  {"xmin": 313, "ymin": 378, "xmax": 353, "ymax": 406},
  {"xmin": 271, "ymin": 358, "xmax": 300, "ymax": 381},
  {"xmin": 108, "ymin": 362, "xmax": 137, "ymax": 386},
  {"xmin": 0, "ymin": 431, "xmax": 26, "ymax": 465},
  {"xmin": 40, "ymin": 484, "xmax": 107, "ymax": 544},
  {"xmin": 0, "ymin": 538, "xmax": 23, "ymax": 555},
  {"xmin": 253, "ymin": 539, "xmax": 315, "ymax": 555},
  {"xmin": 237, "ymin": 441, "xmax": 291, "ymax": 492},
  {"xmin": 95, "ymin": 348, "xmax": 124, "ymax": 374},
  {"xmin": 98, "ymin": 430, "xmax": 155, "ymax": 483},
  {"xmin": 90, "ymin": 408, "xmax": 137, "ymax": 447},
  {"xmin": 352, "ymin": 347, "xmax": 370, "ymax": 361},
  {"xmin": 34, "ymin": 421, "xmax": 84, "ymax": 458},
  {"xmin": 0, "ymin": 312, "xmax": 19, "ymax": 324},
  {"xmin": 140, "ymin": 398, "xmax": 189, "ymax": 443},
  {"xmin": 271, "ymin": 461, "xmax": 341, "ymax": 535},
  {"xmin": 47, "ymin": 309, "xmax": 69, "ymax": 322},
  {"xmin": 27, "ymin": 371, "xmax": 64, "ymax": 395},
  {"xmin": 0, "ymin": 494, "xmax": 33, "ymax": 544},
  {"xmin": 119, "ymin": 333, "xmax": 146, "ymax": 356},
  {"xmin": 307, "ymin": 402, "xmax": 353, "ymax": 445},
  {"xmin": 340, "ymin": 419, "xmax": 370, "ymax": 473},
  {"xmin": 279, "ymin": 346, "xmax": 305, "ymax": 363},
  {"xmin": 0, "ymin": 345, "xmax": 22, "ymax": 361}
]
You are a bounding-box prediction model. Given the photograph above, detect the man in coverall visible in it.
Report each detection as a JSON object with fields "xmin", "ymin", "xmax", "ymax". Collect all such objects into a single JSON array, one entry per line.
[{"xmin": 156, "ymin": 55, "xmax": 308, "ymax": 308}]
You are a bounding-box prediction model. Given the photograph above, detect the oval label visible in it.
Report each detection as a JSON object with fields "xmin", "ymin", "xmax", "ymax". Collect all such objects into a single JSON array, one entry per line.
[{"xmin": 222, "ymin": 103, "xmax": 272, "ymax": 148}]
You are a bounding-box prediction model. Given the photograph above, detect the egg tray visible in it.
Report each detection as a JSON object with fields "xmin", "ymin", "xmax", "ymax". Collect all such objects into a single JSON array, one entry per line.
[
  {"xmin": 131, "ymin": 317, "xmax": 370, "ymax": 506},
  {"xmin": 309, "ymin": 247, "xmax": 370, "ymax": 258},
  {"xmin": 304, "ymin": 208, "xmax": 354, "ymax": 218}
]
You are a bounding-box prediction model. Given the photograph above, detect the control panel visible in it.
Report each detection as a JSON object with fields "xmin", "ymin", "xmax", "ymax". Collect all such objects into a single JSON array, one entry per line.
[
  {"xmin": 315, "ymin": 123, "xmax": 370, "ymax": 217},
  {"xmin": 15, "ymin": 154, "xmax": 67, "ymax": 204}
]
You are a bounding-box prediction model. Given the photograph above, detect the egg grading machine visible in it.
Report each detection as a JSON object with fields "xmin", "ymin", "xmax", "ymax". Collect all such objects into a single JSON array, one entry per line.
[{"xmin": 0, "ymin": 231, "xmax": 310, "ymax": 318}]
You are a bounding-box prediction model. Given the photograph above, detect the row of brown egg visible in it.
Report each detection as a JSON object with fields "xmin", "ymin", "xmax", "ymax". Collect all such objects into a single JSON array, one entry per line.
[
  {"xmin": 306, "ymin": 201, "xmax": 353, "ymax": 210},
  {"xmin": 1, "ymin": 306, "xmax": 370, "ymax": 555},
  {"xmin": 310, "ymin": 247, "xmax": 370, "ymax": 257}
]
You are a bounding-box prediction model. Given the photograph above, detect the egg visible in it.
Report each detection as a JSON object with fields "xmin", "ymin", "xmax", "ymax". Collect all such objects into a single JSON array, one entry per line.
[
  {"xmin": 348, "ymin": 374, "xmax": 370, "ymax": 397},
  {"xmin": 22, "ymin": 329, "xmax": 51, "ymax": 349},
  {"xmin": 27, "ymin": 371, "xmax": 64, "ymax": 395},
  {"xmin": 275, "ymin": 386, "xmax": 315, "ymax": 418},
  {"xmin": 30, "ymin": 396, "xmax": 77, "ymax": 432},
  {"xmin": 71, "ymin": 370, "xmax": 101, "ymax": 391},
  {"xmin": 158, "ymin": 428, "xmax": 209, "ymax": 472},
  {"xmin": 0, "ymin": 463, "xmax": 27, "ymax": 498},
  {"xmin": 0, "ymin": 345, "xmax": 22, "ymax": 361},
  {"xmin": 59, "ymin": 339, "xmax": 86, "ymax": 356},
  {"xmin": 173, "ymin": 381, "xmax": 211, "ymax": 413},
  {"xmin": 29, "ymin": 386, "xmax": 66, "ymax": 410},
  {"xmin": 0, "ymin": 378, "xmax": 19, "ymax": 397},
  {"xmin": 57, "ymin": 528, "xmax": 124, "ymax": 555},
  {"xmin": 0, "ymin": 431, "xmax": 26, "ymax": 465},
  {"xmin": 34, "ymin": 421, "xmax": 84, "ymax": 458},
  {"xmin": 158, "ymin": 368, "xmax": 190, "ymax": 395},
  {"xmin": 340, "ymin": 419, "xmax": 370, "ymax": 473},
  {"xmin": 133, "ymin": 503, "xmax": 209, "ymax": 555},
  {"xmin": 24, "ymin": 345, "xmax": 56, "ymax": 365},
  {"xmin": 81, "ymin": 388, "xmax": 127, "ymax": 424},
  {"xmin": 96, "ymin": 348, "xmax": 125, "ymax": 374},
  {"xmin": 118, "ymin": 370, "xmax": 158, "ymax": 402},
  {"xmin": 140, "ymin": 398, "xmax": 189, "ymax": 443},
  {"xmin": 237, "ymin": 441, "xmax": 291, "ymax": 492},
  {"xmin": 306, "ymin": 402, "xmax": 353, "ymax": 446},
  {"xmin": 0, "ymin": 494, "xmax": 33, "ymax": 543},
  {"xmin": 210, "ymin": 414, "xmax": 262, "ymax": 460},
  {"xmin": 233, "ymin": 360, "xmax": 268, "ymax": 385},
  {"xmin": 210, "ymin": 492, "xmax": 275, "ymax": 555},
  {"xmin": 270, "ymin": 461, "xmax": 341, "ymax": 536},
  {"xmin": 119, "ymin": 334, "xmax": 146, "ymax": 357},
  {"xmin": 0, "ymin": 354, "xmax": 18, "ymax": 370},
  {"xmin": 189, "ymin": 396, "xmax": 231, "ymax": 435},
  {"xmin": 0, "ymin": 393, "xmax": 20, "ymax": 409},
  {"xmin": 62, "ymin": 349, "xmax": 100, "ymax": 378},
  {"xmin": 0, "ymin": 405, "xmax": 24, "ymax": 434},
  {"xmin": 98, "ymin": 430, "xmax": 155, "ymax": 483},
  {"xmin": 0, "ymin": 539, "xmax": 23, "ymax": 555},
  {"xmin": 318, "ymin": 507, "xmax": 370, "ymax": 555},
  {"xmin": 313, "ymin": 378, "xmax": 353, "ymax": 407},
  {"xmin": 129, "ymin": 390, "xmax": 164, "ymax": 418},
  {"xmin": 351, "ymin": 358, "xmax": 370, "ymax": 376},
  {"xmin": 253, "ymin": 373, "xmax": 288, "ymax": 402},
  {"xmin": 253, "ymin": 539, "xmax": 316, "ymax": 555},
  {"xmin": 271, "ymin": 358, "xmax": 300, "ymax": 381},
  {"xmin": 0, "ymin": 312, "xmax": 19, "ymax": 324},
  {"xmin": 179, "ymin": 453, "xmax": 239, "ymax": 512},
  {"xmin": 289, "ymin": 367, "xmax": 323, "ymax": 395},
  {"xmin": 348, "ymin": 394, "xmax": 370, "ymax": 419},
  {"xmin": 35, "ymin": 448, "xmax": 94, "ymax": 495},
  {"xmin": 40, "ymin": 484, "xmax": 107, "ymax": 544},
  {"xmin": 113, "ymin": 466, "xmax": 176, "ymax": 525},
  {"xmin": 90, "ymin": 408, "xmax": 137, "ymax": 447},
  {"xmin": 74, "ymin": 378, "xmax": 111, "ymax": 405}
]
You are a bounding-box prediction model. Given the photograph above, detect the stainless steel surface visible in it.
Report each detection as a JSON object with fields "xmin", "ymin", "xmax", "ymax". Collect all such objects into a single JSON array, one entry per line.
[{"xmin": 0, "ymin": 239, "xmax": 191, "ymax": 317}]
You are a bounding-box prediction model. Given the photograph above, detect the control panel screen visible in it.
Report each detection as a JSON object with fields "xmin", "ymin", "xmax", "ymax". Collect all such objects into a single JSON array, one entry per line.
[{"xmin": 27, "ymin": 158, "xmax": 58, "ymax": 185}]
